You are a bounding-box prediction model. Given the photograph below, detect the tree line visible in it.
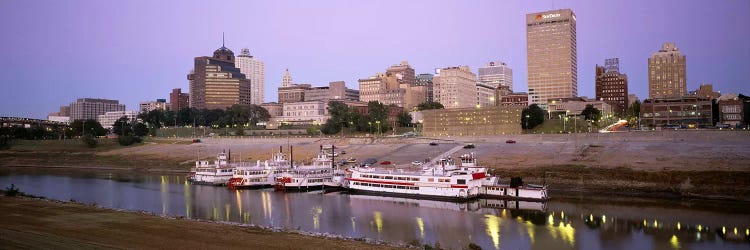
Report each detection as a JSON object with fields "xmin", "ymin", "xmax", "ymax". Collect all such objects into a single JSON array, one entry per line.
[{"xmin": 137, "ymin": 104, "xmax": 270, "ymax": 132}]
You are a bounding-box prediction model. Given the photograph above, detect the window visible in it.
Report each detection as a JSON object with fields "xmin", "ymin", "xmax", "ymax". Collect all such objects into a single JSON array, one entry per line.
[{"xmin": 457, "ymin": 179, "xmax": 466, "ymax": 185}]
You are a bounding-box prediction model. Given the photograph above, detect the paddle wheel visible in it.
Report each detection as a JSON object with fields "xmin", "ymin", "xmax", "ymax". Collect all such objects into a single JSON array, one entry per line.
[
  {"xmin": 274, "ymin": 176, "xmax": 291, "ymax": 191},
  {"xmin": 227, "ymin": 177, "xmax": 243, "ymax": 189}
]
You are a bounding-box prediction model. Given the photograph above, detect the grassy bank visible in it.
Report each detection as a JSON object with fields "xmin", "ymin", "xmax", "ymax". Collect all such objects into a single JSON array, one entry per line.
[{"xmin": 0, "ymin": 195, "xmax": 402, "ymax": 249}]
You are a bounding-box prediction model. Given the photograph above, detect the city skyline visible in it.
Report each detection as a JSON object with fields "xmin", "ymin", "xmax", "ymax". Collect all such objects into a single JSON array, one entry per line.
[{"xmin": 1, "ymin": 0, "xmax": 749, "ymax": 119}]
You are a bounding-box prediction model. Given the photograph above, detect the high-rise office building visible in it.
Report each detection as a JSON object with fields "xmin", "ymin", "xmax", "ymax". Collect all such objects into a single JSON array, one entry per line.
[
  {"xmin": 595, "ymin": 58, "xmax": 628, "ymax": 116},
  {"xmin": 358, "ymin": 62, "xmax": 426, "ymax": 110},
  {"xmin": 236, "ymin": 48, "xmax": 265, "ymax": 104},
  {"xmin": 169, "ymin": 88, "xmax": 189, "ymax": 111},
  {"xmin": 433, "ymin": 66, "xmax": 477, "ymax": 109},
  {"xmin": 478, "ymin": 61, "xmax": 513, "ymax": 91},
  {"xmin": 187, "ymin": 39, "xmax": 251, "ymax": 110},
  {"xmin": 648, "ymin": 42, "xmax": 686, "ymax": 99},
  {"xmin": 526, "ymin": 9, "xmax": 578, "ymax": 108},
  {"xmin": 416, "ymin": 73, "xmax": 434, "ymax": 102},
  {"xmin": 386, "ymin": 61, "xmax": 416, "ymax": 86},
  {"xmin": 67, "ymin": 98, "xmax": 126, "ymax": 121}
]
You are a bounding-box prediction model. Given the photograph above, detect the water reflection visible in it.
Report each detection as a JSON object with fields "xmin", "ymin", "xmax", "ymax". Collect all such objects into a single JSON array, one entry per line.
[{"xmin": 0, "ymin": 172, "xmax": 748, "ymax": 250}]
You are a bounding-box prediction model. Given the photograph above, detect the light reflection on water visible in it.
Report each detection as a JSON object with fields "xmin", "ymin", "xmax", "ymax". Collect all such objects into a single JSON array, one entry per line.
[{"xmin": 0, "ymin": 172, "xmax": 749, "ymax": 250}]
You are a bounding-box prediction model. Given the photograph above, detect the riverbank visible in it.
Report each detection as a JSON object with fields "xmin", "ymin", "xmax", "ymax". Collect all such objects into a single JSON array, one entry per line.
[
  {"xmin": 0, "ymin": 194, "xmax": 402, "ymax": 249},
  {"xmin": 2, "ymin": 130, "xmax": 749, "ymax": 201}
]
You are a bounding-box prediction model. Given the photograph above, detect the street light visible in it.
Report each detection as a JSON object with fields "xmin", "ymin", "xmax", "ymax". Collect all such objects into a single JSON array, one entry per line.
[
  {"xmin": 368, "ymin": 121, "xmax": 372, "ymax": 134},
  {"xmin": 525, "ymin": 115, "xmax": 530, "ymax": 129},
  {"xmin": 376, "ymin": 120, "xmax": 381, "ymax": 136}
]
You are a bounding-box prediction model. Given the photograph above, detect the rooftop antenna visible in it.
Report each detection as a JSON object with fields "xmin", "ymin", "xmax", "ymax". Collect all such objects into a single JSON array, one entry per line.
[{"xmin": 222, "ymin": 32, "xmax": 225, "ymax": 47}]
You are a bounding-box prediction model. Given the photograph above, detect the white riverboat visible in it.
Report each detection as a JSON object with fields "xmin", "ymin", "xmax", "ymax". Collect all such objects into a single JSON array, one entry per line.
[
  {"xmin": 479, "ymin": 177, "xmax": 549, "ymax": 201},
  {"xmin": 345, "ymin": 154, "xmax": 487, "ymax": 200},
  {"xmin": 188, "ymin": 151, "xmax": 235, "ymax": 186},
  {"xmin": 228, "ymin": 149, "xmax": 292, "ymax": 189},
  {"xmin": 274, "ymin": 150, "xmax": 334, "ymax": 191}
]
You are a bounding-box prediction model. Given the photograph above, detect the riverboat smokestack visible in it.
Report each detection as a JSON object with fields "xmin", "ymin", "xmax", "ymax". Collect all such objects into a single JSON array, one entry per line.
[{"xmin": 290, "ymin": 145, "xmax": 294, "ymax": 168}]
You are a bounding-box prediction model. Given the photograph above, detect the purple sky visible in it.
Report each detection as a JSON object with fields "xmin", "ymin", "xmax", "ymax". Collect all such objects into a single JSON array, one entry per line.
[{"xmin": 1, "ymin": 0, "xmax": 749, "ymax": 119}]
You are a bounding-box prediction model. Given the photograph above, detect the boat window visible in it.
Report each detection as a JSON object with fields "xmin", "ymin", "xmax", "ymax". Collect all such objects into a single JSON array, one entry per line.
[
  {"xmin": 428, "ymin": 178, "xmax": 434, "ymax": 182},
  {"xmin": 457, "ymin": 179, "xmax": 466, "ymax": 185},
  {"xmin": 385, "ymin": 176, "xmax": 393, "ymax": 180}
]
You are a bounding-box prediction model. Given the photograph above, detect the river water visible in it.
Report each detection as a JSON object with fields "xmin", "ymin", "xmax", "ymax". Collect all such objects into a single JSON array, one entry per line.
[{"xmin": 1, "ymin": 169, "xmax": 748, "ymax": 250}]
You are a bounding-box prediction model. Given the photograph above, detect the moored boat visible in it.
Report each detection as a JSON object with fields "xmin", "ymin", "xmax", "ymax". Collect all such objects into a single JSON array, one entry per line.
[
  {"xmin": 345, "ymin": 154, "xmax": 487, "ymax": 201},
  {"xmin": 189, "ymin": 151, "xmax": 235, "ymax": 186},
  {"xmin": 228, "ymin": 147, "xmax": 291, "ymax": 189},
  {"xmin": 274, "ymin": 146, "xmax": 334, "ymax": 191}
]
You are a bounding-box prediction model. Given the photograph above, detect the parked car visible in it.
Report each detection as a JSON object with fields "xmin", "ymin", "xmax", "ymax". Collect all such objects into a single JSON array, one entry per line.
[
  {"xmin": 192, "ymin": 139, "xmax": 201, "ymax": 143},
  {"xmin": 463, "ymin": 144, "xmax": 475, "ymax": 149},
  {"xmin": 505, "ymin": 139, "xmax": 516, "ymax": 144},
  {"xmin": 429, "ymin": 142, "xmax": 438, "ymax": 146},
  {"xmin": 411, "ymin": 161, "xmax": 423, "ymax": 166},
  {"xmin": 363, "ymin": 158, "xmax": 377, "ymax": 165},
  {"xmin": 339, "ymin": 150, "xmax": 346, "ymax": 155},
  {"xmin": 346, "ymin": 158, "xmax": 357, "ymax": 163}
]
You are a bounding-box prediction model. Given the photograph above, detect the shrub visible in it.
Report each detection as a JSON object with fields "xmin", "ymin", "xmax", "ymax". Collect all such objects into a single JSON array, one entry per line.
[
  {"xmin": 81, "ymin": 134, "xmax": 98, "ymax": 148},
  {"xmin": 5, "ymin": 184, "xmax": 20, "ymax": 196},
  {"xmin": 118, "ymin": 134, "xmax": 137, "ymax": 146},
  {"xmin": 467, "ymin": 243, "xmax": 482, "ymax": 250},
  {"xmin": 0, "ymin": 136, "xmax": 9, "ymax": 150}
]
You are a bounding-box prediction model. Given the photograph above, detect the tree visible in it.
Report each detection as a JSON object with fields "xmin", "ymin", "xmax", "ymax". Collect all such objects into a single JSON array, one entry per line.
[
  {"xmin": 397, "ymin": 111, "xmax": 413, "ymax": 127},
  {"xmin": 132, "ymin": 122, "xmax": 149, "ymax": 137},
  {"xmin": 321, "ymin": 118, "xmax": 341, "ymax": 135},
  {"xmin": 416, "ymin": 101, "xmax": 444, "ymax": 111},
  {"xmin": 625, "ymin": 99, "xmax": 641, "ymax": 128},
  {"xmin": 367, "ymin": 101, "xmax": 391, "ymax": 133},
  {"xmin": 112, "ymin": 117, "xmax": 133, "ymax": 136},
  {"xmin": 70, "ymin": 119, "xmax": 106, "ymax": 137},
  {"xmin": 581, "ymin": 104, "xmax": 602, "ymax": 123},
  {"xmin": 521, "ymin": 104, "xmax": 545, "ymax": 129},
  {"xmin": 81, "ymin": 134, "xmax": 98, "ymax": 148}
]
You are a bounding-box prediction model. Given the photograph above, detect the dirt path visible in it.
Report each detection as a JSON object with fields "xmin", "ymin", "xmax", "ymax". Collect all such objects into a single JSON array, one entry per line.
[{"xmin": 0, "ymin": 195, "xmax": 402, "ymax": 250}]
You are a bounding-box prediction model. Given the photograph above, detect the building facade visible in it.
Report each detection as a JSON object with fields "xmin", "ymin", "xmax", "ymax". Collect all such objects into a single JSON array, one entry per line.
[
  {"xmin": 139, "ymin": 99, "xmax": 169, "ymax": 113},
  {"xmin": 276, "ymin": 101, "xmax": 330, "ymax": 126},
  {"xmin": 169, "ymin": 88, "xmax": 189, "ymax": 112},
  {"xmin": 499, "ymin": 93, "xmax": 529, "ymax": 106},
  {"xmin": 595, "ymin": 58, "xmax": 629, "ymax": 116},
  {"xmin": 304, "ymin": 81, "xmax": 360, "ymax": 102},
  {"xmin": 386, "ymin": 61, "xmax": 416, "ymax": 86},
  {"xmin": 717, "ymin": 94, "xmax": 744, "ymax": 126},
  {"xmin": 526, "ymin": 9, "xmax": 578, "ymax": 108},
  {"xmin": 97, "ymin": 111, "xmax": 138, "ymax": 129},
  {"xmin": 358, "ymin": 63, "xmax": 426, "ymax": 110},
  {"xmin": 433, "ymin": 66, "xmax": 477, "ymax": 109},
  {"xmin": 640, "ymin": 97, "xmax": 712, "ymax": 128},
  {"xmin": 692, "ymin": 83, "xmax": 721, "ymax": 99},
  {"xmin": 648, "ymin": 42, "xmax": 687, "ymax": 99},
  {"xmin": 188, "ymin": 43, "xmax": 251, "ymax": 110},
  {"xmin": 278, "ymin": 84, "xmax": 311, "ymax": 103},
  {"xmin": 476, "ymin": 83, "xmax": 496, "ymax": 108},
  {"xmin": 260, "ymin": 102, "xmax": 283, "ymax": 118},
  {"xmin": 547, "ymin": 97, "xmax": 613, "ymax": 119},
  {"xmin": 421, "ymin": 106, "xmax": 523, "ymax": 137},
  {"xmin": 416, "ymin": 73, "xmax": 434, "ymax": 102},
  {"xmin": 235, "ymin": 48, "xmax": 265, "ymax": 104},
  {"xmin": 68, "ymin": 98, "xmax": 126, "ymax": 121},
  {"xmin": 478, "ymin": 61, "xmax": 513, "ymax": 90}
]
